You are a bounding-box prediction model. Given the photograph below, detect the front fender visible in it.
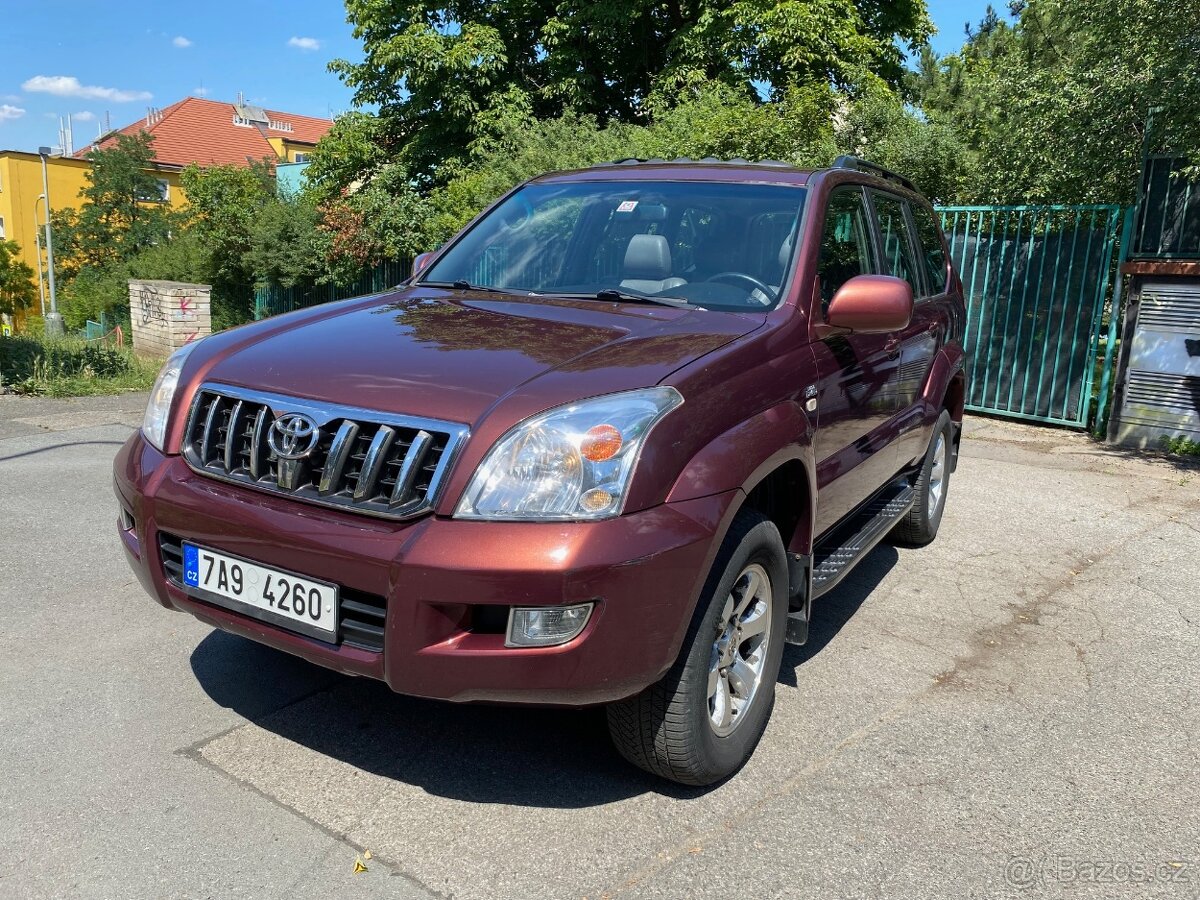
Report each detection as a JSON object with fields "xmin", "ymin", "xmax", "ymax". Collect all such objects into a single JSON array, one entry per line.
[{"xmin": 666, "ymin": 400, "xmax": 817, "ymax": 554}]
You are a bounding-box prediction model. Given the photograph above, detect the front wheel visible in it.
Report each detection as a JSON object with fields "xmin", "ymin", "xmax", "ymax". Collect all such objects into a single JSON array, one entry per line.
[
  {"xmin": 606, "ymin": 509, "xmax": 788, "ymax": 785},
  {"xmin": 891, "ymin": 409, "xmax": 953, "ymax": 547}
]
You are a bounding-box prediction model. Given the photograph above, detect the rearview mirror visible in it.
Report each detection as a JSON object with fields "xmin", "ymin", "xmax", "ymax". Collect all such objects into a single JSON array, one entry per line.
[
  {"xmin": 411, "ymin": 251, "xmax": 436, "ymax": 277},
  {"xmin": 826, "ymin": 275, "xmax": 913, "ymax": 333}
]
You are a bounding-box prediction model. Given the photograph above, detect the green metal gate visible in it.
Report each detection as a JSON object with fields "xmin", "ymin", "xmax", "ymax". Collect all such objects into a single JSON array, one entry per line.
[{"xmin": 937, "ymin": 204, "xmax": 1126, "ymax": 428}]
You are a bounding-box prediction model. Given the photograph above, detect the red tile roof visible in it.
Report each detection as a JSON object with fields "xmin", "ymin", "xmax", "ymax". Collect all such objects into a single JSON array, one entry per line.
[{"xmin": 78, "ymin": 97, "xmax": 332, "ymax": 169}]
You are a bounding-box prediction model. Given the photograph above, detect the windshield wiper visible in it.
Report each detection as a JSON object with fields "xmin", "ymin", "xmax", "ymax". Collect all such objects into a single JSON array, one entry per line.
[
  {"xmin": 421, "ymin": 280, "xmax": 532, "ymax": 295},
  {"xmin": 587, "ymin": 288, "xmax": 691, "ymax": 308}
]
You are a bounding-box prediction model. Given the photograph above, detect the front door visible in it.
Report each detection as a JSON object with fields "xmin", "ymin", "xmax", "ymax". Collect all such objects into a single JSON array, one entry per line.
[{"xmin": 811, "ymin": 186, "xmax": 902, "ymax": 537}]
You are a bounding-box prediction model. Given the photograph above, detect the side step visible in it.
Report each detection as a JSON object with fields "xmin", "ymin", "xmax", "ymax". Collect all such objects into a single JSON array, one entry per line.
[{"xmin": 811, "ymin": 482, "xmax": 916, "ymax": 601}]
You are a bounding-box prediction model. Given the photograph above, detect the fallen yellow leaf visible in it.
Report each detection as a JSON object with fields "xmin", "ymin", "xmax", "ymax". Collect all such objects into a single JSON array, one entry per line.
[
  {"xmin": 353, "ymin": 857, "xmax": 368, "ymax": 874},
  {"xmin": 363, "ymin": 849, "xmax": 373, "ymax": 860}
]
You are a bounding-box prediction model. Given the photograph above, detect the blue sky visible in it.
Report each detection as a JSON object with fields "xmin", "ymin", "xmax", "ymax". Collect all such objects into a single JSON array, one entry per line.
[{"xmin": 0, "ymin": 1, "xmax": 997, "ymax": 153}]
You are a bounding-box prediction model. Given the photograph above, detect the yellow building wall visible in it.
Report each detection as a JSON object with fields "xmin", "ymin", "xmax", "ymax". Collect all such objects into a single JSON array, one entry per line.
[
  {"xmin": 281, "ymin": 140, "xmax": 316, "ymax": 162},
  {"xmin": 0, "ymin": 152, "xmax": 185, "ymax": 289}
]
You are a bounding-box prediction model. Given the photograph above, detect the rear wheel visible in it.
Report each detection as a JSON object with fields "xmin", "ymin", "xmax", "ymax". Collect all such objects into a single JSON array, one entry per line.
[
  {"xmin": 606, "ymin": 509, "xmax": 788, "ymax": 785},
  {"xmin": 891, "ymin": 410, "xmax": 953, "ymax": 547}
]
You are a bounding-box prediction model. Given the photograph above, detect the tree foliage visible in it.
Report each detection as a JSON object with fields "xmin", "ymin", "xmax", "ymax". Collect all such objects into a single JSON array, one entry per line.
[
  {"xmin": 331, "ymin": 0, "xmax": 931, "ymax": 181},
  {"xmin": 53, "ymin": 133, "xmax": 173, "ymax": 275},
  {"xmin": 913, "ymin": 0, "xmax": 1200, "ymax": 204},
  {"xmin": 0, "ymin": 240, "xmax": 38, "ymax": 317}
]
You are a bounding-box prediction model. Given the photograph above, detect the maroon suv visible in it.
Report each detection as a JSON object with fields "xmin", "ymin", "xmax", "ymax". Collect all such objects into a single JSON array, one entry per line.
[{"xmin": 115, "ymin": 156, "xmax": 966, "ymax": 785}]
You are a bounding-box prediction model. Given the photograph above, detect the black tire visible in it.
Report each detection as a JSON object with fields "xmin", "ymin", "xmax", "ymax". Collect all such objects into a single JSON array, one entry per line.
[
  {"xmin": 891, "ymin": 410, "xmax": 953, "ymax": 547},
  {"xmin": 606, "ymin": 509, "xmax": 789, "ymax": 786}
]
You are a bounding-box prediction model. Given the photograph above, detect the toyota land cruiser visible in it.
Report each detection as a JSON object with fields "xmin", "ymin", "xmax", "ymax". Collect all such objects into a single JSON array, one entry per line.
[{"xmin": 114, "ymin": 156, "xmax": 966, "ymax": 785}]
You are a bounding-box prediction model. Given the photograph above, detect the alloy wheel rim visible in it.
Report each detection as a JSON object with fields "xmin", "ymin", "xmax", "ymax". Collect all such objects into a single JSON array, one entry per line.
[
  {"xmin": 928, "ymin": 433, "xmax": 947, "ymax": 515},
  {"xmin": 708, "ymin": 562, "xmax": 772, "ymax": 737}
]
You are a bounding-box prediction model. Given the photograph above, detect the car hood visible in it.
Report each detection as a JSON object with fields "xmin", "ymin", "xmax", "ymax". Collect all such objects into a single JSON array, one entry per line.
[{"xmin": 191, "ymin": 287, "xmax": 763, "ymax": 426}]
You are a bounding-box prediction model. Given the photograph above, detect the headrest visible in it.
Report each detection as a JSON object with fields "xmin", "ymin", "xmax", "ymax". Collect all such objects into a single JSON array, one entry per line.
[{"xmin": 623, "ymin": 234, "xmax": 673, "ymax": 280}]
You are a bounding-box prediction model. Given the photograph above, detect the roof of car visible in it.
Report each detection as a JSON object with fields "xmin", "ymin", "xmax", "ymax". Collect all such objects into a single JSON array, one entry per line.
[
  {"xmin": 533, "ymin": 155, "xmax": 919, "ymax": 193},
  {"xmin": 535, "ymin": 158, "xmax": 813, "ymax": 186}
]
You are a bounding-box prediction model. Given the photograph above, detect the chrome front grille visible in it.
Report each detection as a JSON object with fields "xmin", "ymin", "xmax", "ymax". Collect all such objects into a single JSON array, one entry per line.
[{"xmin": 181, "ymin": 384, "xmax": 469, "ymax": 520}]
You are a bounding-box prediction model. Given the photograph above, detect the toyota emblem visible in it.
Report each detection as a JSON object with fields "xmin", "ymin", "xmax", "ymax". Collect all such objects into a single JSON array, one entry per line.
[{"xmin": 268, "ymin": 413, "xmax": 320, "ymax": 460}]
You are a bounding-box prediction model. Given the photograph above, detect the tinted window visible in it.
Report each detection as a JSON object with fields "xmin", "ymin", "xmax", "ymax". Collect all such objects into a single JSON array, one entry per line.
[
  {"xmin": 872, "ymin": 193, "xmax": 921, "ymax": 296},
  {"xmin": 911, "ymin": 205, "xmax": 949, "ymax": 294},
  {"xmin": 817, "ymin": 187, "xmax": 875, "ymax": 308}
]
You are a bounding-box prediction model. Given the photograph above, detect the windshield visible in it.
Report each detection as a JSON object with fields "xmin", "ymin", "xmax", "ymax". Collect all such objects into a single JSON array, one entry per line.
[{"xmin": 420, "ymin": 180, "xmax": 806, "ymax": 311}]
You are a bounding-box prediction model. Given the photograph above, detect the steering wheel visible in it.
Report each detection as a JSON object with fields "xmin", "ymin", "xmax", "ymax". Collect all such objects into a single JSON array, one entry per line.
[{"xmin": 707, "ymin": 272, "xmax": 778, "ymax": 305}]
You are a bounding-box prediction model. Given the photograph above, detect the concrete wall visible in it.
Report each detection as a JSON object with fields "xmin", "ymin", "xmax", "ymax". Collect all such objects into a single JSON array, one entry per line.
[{"xmin": 128, "ymin": 280, "xmax": 211, "ymax": 357}]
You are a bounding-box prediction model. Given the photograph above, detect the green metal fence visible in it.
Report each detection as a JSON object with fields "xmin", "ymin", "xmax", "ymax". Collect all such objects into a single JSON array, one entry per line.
[
  {"xmin": 1132, "ymin": 155, "xmax": 1200, "ymax": 259},
  {"xmin": 938, "ymin": 204, "xmax": 1126, "ymax": 428},
  {"xmin": 254, "ymin": 258, "xmax": 411, "ymax": 320}
]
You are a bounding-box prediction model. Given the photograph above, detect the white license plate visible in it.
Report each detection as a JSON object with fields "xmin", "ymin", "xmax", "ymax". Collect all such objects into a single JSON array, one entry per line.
[{"xmin": 182, "ymin": 543, "xmax": 338, "ymax": 640}]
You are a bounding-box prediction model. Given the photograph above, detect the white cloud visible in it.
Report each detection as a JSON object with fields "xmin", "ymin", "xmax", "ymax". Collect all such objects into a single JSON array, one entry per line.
[
  {"xmin": 193, "ymin": 86, "xmax": 209, "ymax": 97},
  {"xmin": 287, "ymin": 36, "xmax": 321, "ymax": 51},
  {"xmin": 172, "ymin": 35, "xmax": 192, "ymax": 48},
  {"xmin": 1, "ymin": 93, "xmax": 20, "ymax": 102},
  {"xmin": 22, "ymin": 75, "xmax": 152, "ymax": 103},
  {"xmin": 0, "ymin": 103, "xmax": 26, "ymax": 122},
  {"xmin": 73, "ymin": 110, "xmax": 97, "ymax": 121}
]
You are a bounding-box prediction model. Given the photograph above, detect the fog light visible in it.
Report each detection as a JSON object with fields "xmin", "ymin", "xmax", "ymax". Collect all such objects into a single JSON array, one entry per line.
[{"xmin": 506, "ymin": 603, "xmax": 594, "ymax": 648}]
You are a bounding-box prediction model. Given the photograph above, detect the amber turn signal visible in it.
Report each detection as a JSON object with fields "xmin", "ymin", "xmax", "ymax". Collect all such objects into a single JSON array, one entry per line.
[{"xmin": 580, "ymin": 424, "xmax": 623, "ymax": 462}]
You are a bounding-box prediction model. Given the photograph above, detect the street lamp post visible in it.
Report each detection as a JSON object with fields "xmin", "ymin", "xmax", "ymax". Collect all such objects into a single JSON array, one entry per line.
[
  {"xmin": 38, "ymin": 146, "xmax": 64, "ymax": 337},
  {"xmin": 33, "ymin": 194, "xmax": 47, "ymax": 317}
]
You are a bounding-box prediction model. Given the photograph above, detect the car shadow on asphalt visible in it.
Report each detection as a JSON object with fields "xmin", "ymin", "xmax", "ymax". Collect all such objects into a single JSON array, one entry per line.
[
  {"xmin": 187, "ymin": 544, "xmax": 898, "ymax": 807},
  {"xmin": 778, "ymin": 544, "xmax": 898, "ymax": 685},
  {"xmin": 190, "ymin": 631, "xmax": 705, "ymax": 806}
]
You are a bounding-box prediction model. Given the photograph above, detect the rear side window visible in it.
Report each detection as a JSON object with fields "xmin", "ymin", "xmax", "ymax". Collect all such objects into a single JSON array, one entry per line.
[
  {"xmin": 910, "ymin": 206, "xmax": 949, "ymax": 295},
  {"xmin": 871, "ymin": 192, "xmax": 921, "ymax": 297},
  {"xmin": 817, "ymin": 187, "xmax": 875, "ymax": 308}
]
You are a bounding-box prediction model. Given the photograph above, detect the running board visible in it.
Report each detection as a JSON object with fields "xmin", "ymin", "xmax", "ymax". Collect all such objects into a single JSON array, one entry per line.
[{"xmin": 811, "ymin": 483, "xmax": 916, "ymax": 600}]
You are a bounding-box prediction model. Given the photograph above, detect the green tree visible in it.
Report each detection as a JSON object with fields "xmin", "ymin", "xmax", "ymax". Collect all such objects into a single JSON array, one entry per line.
[
  {"xmin": 0, "ymin": 240, "xmax": 38, "ymax": 316},
  {"xmin": 55, "ymin": 132, "xmax": 174, "ymax": 272},
  {"xmin": 915, "ymin": 0, "xmax": 1200, "ymax": 203},
  {"xmin": 178, "ymin": 161, "xmax": 276, "ymax": 320},
  {"xmin": 330, "ymin": 0, "xmax": 932, "ymax": 182},
  {"xmin": 244, "ymin": 198, "xmax": 330, "ymax": 290}
]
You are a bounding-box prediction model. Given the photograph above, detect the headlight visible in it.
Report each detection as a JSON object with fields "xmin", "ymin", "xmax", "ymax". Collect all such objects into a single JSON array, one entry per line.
[
  {"xmin": 455, "ymin": 387, "xmax": 683, "ymax": 521},
  {"xmin": 142, "ymin": 342, "xmax": 199, "ymax": 451}
]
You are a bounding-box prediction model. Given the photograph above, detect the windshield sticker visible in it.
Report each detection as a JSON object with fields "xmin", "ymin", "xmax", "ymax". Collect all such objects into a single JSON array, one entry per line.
[{"xmin": 616, "ymin": 200, "xmax": 639, "ymax": 213}]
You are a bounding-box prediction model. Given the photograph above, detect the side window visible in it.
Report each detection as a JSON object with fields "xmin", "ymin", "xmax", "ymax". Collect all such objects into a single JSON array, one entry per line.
[
  {"xmin": 910, "ymin": 206, "xmax": 949, "ymax": 295},
  {"xmin": 871, "ymin": 192, "xmax": 921, "ymax": 296},
  {"xmin": 817, "ymin": 187, "xmax": 875, "ymax": 308}
]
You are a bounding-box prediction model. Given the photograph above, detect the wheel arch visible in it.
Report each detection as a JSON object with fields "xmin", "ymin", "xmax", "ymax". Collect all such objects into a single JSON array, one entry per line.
[{"xmin": 667, "ymin": 401, "xmax": 818, "ymax": 560}]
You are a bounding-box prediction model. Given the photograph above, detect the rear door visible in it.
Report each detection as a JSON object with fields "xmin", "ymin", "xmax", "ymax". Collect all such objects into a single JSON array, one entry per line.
[{"xmin": 811, "ymin": 186, "xmax": 903, "ymax": 536}]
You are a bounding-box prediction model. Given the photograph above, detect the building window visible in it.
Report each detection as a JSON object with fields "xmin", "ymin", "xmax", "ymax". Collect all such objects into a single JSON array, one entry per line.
[
  {"xmin": 0, "ymin": 216, "xmax": 5, "ymax": 239},
  {"xmin": 293, "ymin": 153, "xmax": 310, "ymax": 163},
  {"xmin": 137, "ymin": 180, "xmax": 170, "ymax": 203},
  {"xmin": 268, "ymin": 119, "xmax": 294, "ymax": 133},
  {"xmin": 232, "ymin": 115, "xmax": 254, "ymax": 128}
]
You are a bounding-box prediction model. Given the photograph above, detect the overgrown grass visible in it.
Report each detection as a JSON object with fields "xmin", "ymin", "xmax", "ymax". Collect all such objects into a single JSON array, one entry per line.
[{"xmin": 0, "ymin": 333, "xmax": 161, "ymax": 398}]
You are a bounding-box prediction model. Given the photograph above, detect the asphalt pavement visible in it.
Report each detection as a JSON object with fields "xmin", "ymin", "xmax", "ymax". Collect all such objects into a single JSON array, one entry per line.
[{"xmin": 1, "ymin": 391, "xmax": 1198, "ymax": 899}]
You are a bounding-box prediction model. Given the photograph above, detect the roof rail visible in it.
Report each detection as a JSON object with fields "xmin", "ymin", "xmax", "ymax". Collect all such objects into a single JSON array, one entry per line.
[
  {"xmin": 592, "ymin": 157, "xmax": 795, "ymax": 169},
  {"xmin": 831, "ymin": 155, "xmax": 916, "ymax": 192}
]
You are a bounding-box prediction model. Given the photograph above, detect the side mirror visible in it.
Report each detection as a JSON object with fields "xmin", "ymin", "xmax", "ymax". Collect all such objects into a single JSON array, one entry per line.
[
  {"xmin": 411, "ymin": 251, "xmax": 436, "ymax": 278},
  {"xmin": 826, "ymin": 275, "xmax": 913, "ymax": 333}
]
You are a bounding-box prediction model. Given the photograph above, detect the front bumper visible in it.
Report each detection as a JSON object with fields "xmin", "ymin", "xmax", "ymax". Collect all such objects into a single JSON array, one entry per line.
[{"xmin": 113, "ymin": 431, "xmax": 735, "ymax": 705}]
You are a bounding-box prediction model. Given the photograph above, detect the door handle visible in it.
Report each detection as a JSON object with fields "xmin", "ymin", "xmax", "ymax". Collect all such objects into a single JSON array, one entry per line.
[{"xmin": 884, "ymin": 337, "xmax": 901, "ymax": 360}]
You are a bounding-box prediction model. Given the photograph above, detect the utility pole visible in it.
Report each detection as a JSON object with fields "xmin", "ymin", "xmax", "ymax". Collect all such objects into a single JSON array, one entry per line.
[{"xmin": 38, "ymin": 146, "xmax": 63, "ymax": 337}]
